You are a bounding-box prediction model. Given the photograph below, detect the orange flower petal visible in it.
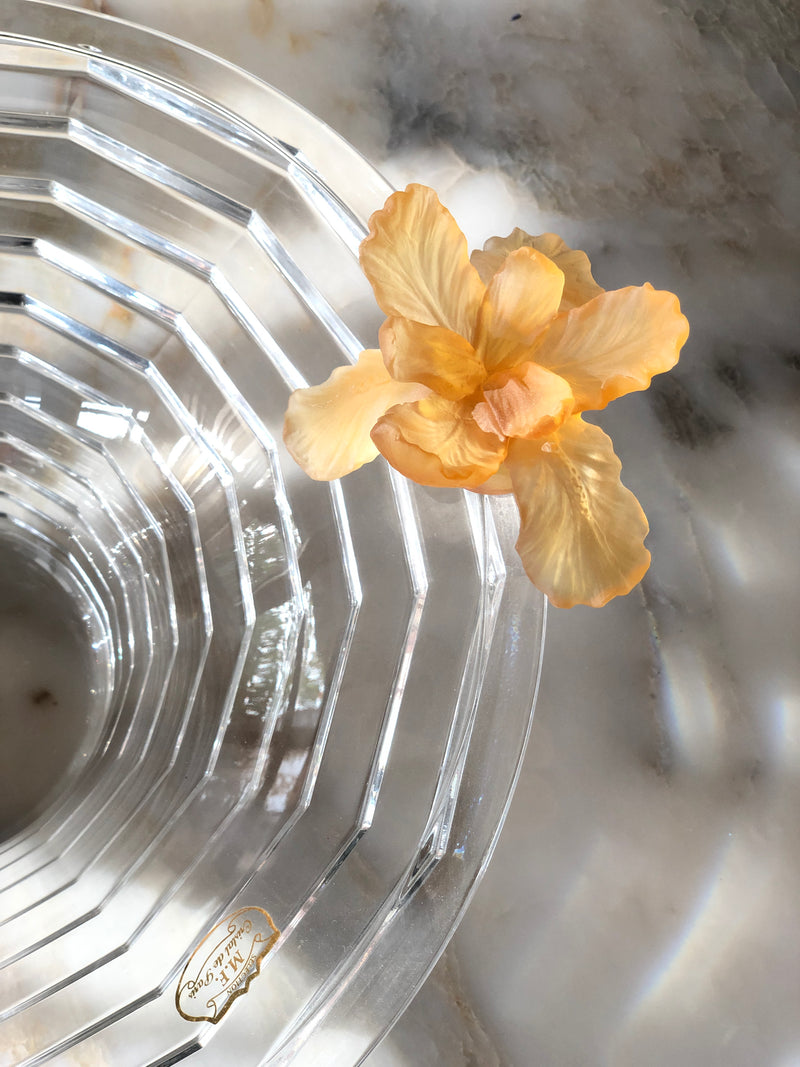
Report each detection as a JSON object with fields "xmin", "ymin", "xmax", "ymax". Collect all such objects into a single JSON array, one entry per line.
[
  {"xmin": 471, "ymin": 463, "xmax": 514, "ymax": 496},
  {"xmin": 379, "ymin": 317, "xmax": 485, "ymax": 401},
  {"xmin": 471, "ymin": 229, "xmax": 604, "ymax": 311},
  {"xmin": 283, "ymin": 349, "xmax": 430, "ymax": 480},
  {"xmin": 474, "ymin": 247, "xmax": 564, "ymax": 373},
  {"xmin": 359, "ymin": 184, "xmax": 485, "ymax": 337},
  {"xmin": 531, "ymin": 284, "xmax": 690, "ymax": 412},
  {"xmin": 371, "ymin": 395, "xmax": 507, "ymax": 489},
  {"xmin": 507, "ymin": 415, "xmax": 651, "ymax": 608},
  {"xmin": 473, "ymin": 361, "xmax": 574, "ymax": 439}
]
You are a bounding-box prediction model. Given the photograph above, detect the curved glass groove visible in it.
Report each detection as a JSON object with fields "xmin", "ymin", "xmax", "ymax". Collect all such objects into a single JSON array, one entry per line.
[{"xmin": 0, "ymin": 5, "xmax": 545, "ymax": 1063}]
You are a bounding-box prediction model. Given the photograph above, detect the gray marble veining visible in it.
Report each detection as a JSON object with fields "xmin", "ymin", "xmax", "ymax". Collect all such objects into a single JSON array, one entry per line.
[{"xmin": 34, "ymin": 1, "xmax": 800, "ymax": 1063}]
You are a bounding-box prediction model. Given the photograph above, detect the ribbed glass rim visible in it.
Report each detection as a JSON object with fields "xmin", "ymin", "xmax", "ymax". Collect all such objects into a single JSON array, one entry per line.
[{"xmin": 0, "ymin": 4, "xmax": 546, "ymax": 1062}]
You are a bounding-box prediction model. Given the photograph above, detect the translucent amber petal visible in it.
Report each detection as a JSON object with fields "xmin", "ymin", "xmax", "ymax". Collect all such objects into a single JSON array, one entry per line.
[
  {"xmin": 473, "ymin": 361, "xmax": 574, "ymax": 440},
  {"xmin": 360, "ymin": 184, "xmax": 485, "ymax": 337},
  {"xmin": 371, "ymin": 395, "xmax": 507, "ymax": 489},
  {"xmin": 379, "ymin": 317, "xmax": 485, "ymax": 400},
  {"xmin": 530, "ymin": 284, "xmax": 690, "ymax": 412},
  {"xmin": 474, "ymin": 247, "xmax": 564, "ymax": 373},
  {"xmin": 283, "ymin": 350, "xmax": 430, "ymax": 480},
  {"xmin": 471, "ymin": 228, "xmax": 604, "ymax": 310},
  {"xmin": 471, "ymin": 463, "xmax": 514, "ymax": 496},
  {"xmin": 508, "ymin": 416, "xmax": 650, "ymax": 607}
]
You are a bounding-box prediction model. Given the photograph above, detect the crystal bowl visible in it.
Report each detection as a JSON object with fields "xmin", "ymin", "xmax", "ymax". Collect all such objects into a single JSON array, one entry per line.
[{"xmin": 0, "ymin": 3, "xmax": 545, "ymax": 1062}]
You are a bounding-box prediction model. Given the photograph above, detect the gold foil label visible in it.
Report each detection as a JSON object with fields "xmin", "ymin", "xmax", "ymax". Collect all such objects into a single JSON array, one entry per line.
[{"xmin": 175, "ymin": 906, "xmax": 280, "ymax": 1023}]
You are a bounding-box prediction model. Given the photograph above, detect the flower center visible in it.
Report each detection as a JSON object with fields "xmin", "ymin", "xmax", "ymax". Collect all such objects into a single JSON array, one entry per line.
[{"xmin": 471, "ymin": 361, "xmax": 575, "ymax": 441}]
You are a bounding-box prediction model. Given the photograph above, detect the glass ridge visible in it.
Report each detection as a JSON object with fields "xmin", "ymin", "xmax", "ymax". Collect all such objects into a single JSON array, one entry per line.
[{"xmin": 0, "ymin": 3, "xmax": 545, "ymax": 1063}]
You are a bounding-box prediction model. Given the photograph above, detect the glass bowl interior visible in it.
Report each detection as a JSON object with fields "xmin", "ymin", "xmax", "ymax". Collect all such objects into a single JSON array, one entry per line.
[{"xmin": 0, "ymin": 3, "xmax": 545, "ymax": 1063}]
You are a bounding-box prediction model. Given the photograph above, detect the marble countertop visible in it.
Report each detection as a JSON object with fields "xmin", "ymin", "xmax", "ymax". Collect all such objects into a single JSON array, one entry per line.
[{"xmin": 49, "ymin": 1, "xmax": 800, "ymax": 1062}]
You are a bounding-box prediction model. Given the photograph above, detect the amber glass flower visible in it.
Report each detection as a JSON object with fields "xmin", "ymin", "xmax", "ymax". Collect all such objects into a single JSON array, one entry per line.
[{"xmin": 284, "ymin": 184, "xmax": 689, "ymax": 607}]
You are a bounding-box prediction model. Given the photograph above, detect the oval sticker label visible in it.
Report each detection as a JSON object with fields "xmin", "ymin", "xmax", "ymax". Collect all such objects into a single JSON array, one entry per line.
[{"xmin": 176, "ymin": 906, "xmax": 280, "ymax": 1023}]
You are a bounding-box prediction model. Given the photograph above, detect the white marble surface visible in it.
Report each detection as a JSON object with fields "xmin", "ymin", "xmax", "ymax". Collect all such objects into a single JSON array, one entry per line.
[{"xmin": 39, "ymin": 1, "xmax": 800, "ymax": 1063}]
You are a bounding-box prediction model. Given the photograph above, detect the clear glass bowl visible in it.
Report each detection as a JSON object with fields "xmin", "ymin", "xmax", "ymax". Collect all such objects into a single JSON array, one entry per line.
[{"xmin": 0, "ymin": 2, "xmax": 545, "ymax": 1062}]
